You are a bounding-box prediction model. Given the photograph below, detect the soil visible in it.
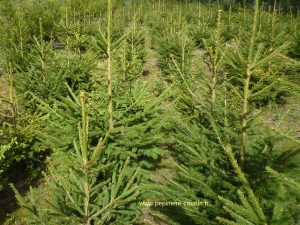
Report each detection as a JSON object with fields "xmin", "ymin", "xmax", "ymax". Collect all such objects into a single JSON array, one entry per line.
[{"xmin": 0, "ymin": 70, "xmax": 10, "ymax": 125}]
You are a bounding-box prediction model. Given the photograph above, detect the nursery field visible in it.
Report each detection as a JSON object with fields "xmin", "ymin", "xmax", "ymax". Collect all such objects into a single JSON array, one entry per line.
[{"xmin": 0, "ymin": 0, "xmax": 300, "ymax": 224}]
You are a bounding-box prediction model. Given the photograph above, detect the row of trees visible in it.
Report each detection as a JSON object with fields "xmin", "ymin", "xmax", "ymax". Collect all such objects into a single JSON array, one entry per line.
[{"xmin": 0, "ymin": 0, "xmax": 299, "ymax": 224}]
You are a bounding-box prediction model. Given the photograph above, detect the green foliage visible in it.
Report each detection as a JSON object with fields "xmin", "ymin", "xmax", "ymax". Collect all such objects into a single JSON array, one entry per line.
[
  {"xmin": 146, "ymin": 1, "xmax": 300, "ymax": 224},
  {"xmin": 11, "ymin": 94, "xmax": 141, "ymax": 224},
  {"xmin": 0, "ymin": 0, "xmax": 300, "ymax": 224},
  {"xmin": 32, "ymin": 79, "xmax": 169, "ymax": 169},
  {"xmin": 0, "ymin": 97, "xmax": 46, "ymax": 192},
  {"xmin": 15, "ymin": 49, "xmax": 96, "ymax": 106},
  {"xmin": 153, "ymin": 30, "xmax": 194, "ymax": 80},
  {"xmin": 0, "ymin": 123, "xmax": 34, "ymax": 191},
  {"xmin": 114, "ymin": 29, "xmax": 147, "ymax": 82}
]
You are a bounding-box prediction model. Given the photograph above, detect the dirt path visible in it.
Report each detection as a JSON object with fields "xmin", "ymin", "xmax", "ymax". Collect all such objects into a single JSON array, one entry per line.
[
  {"xmin": 141, "ymin": 27, "xmax": 161, "ymax": 85},
  {"xmin": 0, "ymin": 68, "xmax": 10, "ymax": 125},
  {"xmin": 136, "ymin": 28, "xmax": 174, "ymax": 225},
  {"xmin": 263, "ymin": 96, "xmax": 300, "ymax": 138},
  {"xmin": 0, "ymin": 72, "xmax": 9, "ymax": 101}
]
